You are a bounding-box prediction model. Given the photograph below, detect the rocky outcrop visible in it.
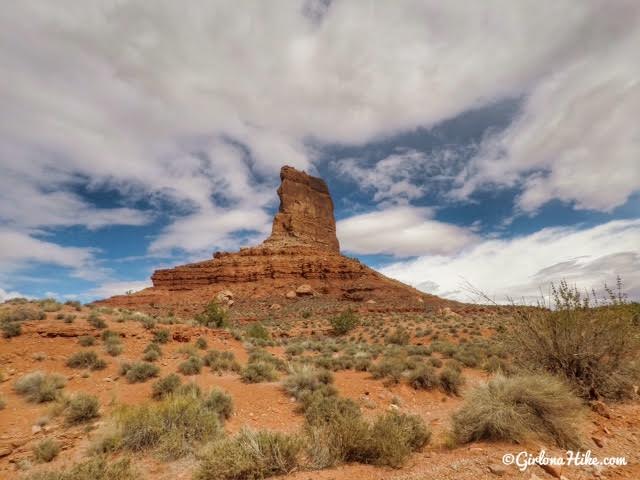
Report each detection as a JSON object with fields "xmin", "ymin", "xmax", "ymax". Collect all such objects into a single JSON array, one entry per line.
[
  {"xmin": 264, "ymin": 166, "xmax": 340, "ymax": 251},
  {"xmin": 100, "ymin": 166, "xmax": 450, "ymax": 316}
]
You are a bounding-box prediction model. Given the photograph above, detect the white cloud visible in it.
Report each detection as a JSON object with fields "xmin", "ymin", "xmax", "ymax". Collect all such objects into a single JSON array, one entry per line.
[
  {"xmin": 0, "ymin": 287, "xmax": 30, "ymax": 302},
  {"xmin": 337, "ymin": 206, "xmax": 477, "ymax": 257},
  {"xmin": 381, "ymin": 219, "xmax": 640, "ymax": 303},
  {"xmin": 85, "ymin": 280, "xmax": 152, "ymax": 299}
]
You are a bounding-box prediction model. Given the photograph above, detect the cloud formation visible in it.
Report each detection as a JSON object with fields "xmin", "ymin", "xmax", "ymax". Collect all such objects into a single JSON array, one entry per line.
[
  {"xmin": 381, "ymin": 219, "xmax": 640, "ymax": 303},
  {"xmin": 337, "ymin": 206, "xmax": 477, "ymax": 257}
]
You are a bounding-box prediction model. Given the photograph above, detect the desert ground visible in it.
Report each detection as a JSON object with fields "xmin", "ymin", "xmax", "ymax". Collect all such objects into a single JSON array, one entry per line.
[{"xmin": 1, "ymin": 296, "xmax": 638, "ymax": 480}]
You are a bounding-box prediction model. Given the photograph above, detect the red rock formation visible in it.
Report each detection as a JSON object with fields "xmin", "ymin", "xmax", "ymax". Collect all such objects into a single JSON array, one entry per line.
[{"xmin": 100, "ymin": 166, "xmax": 452, "ymax": 316}]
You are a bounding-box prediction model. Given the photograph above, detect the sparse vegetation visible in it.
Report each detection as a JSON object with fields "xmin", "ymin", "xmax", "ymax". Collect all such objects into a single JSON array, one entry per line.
[
  {"xmin": 14, "ymin": 371, "xmax": 65, "ymax": 403},
  {"xmin": 178, "ymin": 355, "xmax": 204, "ymax": 375},
  {"xmin": 23, "ymin": 457, "xmax": 138, "ymax": 480},
  {"xmin": 330, "ymin": 309, "xmax": 359, "ymax": 335},
  {"xmin": 121, "ymin": 362, "xmax": 160, "ymax": 383},
  {"xmin": 152, "ymin": 374, "xmax": 182, "ymax": 399},
  {"xmin": 33, "ymin": 438, "xmax": 60, "ymax": 463},
  {"xmin": 451, "ymin": 374, "xmax": 583, "ymax": 448},
  {"xmin": 66, "ymin": 351, "xmax": 107, "ymax": 370},
  {"xmin": 194, "ymin": 428, "xmax": 302, "ymax": 480},
  {"xmin": 1, "ymin": 321, "xmax": 22, "ymax": 338},
  {"xmin": 65, "ymin": 393, "xmax": 100, "ymax": 424},
  {"xmin": 195, "ymin": 301, "xmax": 229, "ymax": 328},
  {"xmin": 241, "ymin": 362, "xmax": 278, "ymax": 383},
  {"xmin": 78, "ymin": 335, "xmax": 96, "ymax": 346}
]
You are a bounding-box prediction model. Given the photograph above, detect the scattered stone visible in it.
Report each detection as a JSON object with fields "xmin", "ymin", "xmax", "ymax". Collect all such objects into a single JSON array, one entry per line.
[
  {"xmin": 538, "ymin": 462, "xmax": 562, "ymax": 478},
  {"xmin": 488, "ymin": 463, "xmax": 507, "ymax": 476},
  {"xmin": 270, "ymin": 303, "xmax": 282, "ymax": 311},
  {"xmin": 388, "ymin": 404, "xmax": 400, "ymax": 412},
  {"xmin": 590, "ymin": 400, "xmax": 611, "ymax": 418},
  {"xmin": 591, "ymin": 435, "xmax": 605, "ymax": 448},
  {"xmin": 295, "ymin": 284, "xmax": 313, "ymax": 296},
  {"xmin": 31, "ymin": 425, "xmax": 42, "ymax": 435},
  {"xmin": 365, "ymin": 299, "xmax": 376, "ymax": 304},
  {"xmin": 0, "ymin": 445, "xmax": 13, "ymax": 458},
  {"xmin": 285, "ymin": 290, "xmax": 296, "ymax": 299}
]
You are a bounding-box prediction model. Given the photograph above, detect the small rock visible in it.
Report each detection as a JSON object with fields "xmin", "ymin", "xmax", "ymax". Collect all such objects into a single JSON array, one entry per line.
[
  {"xmin": 590, "ymin": 400, "xmax": 611, "ymax": 419},
  {"xmin": 31, "ymin": 425, "xmax": 42, "ymax": 435},
  {"xmin": 295, "ymin": 284, "xmax": 313, "ymax": 296},
  {"xmin": 538, "ymin": 463, "xmax": 562, "ymax": 479},
  {"xmin": 270, "ymin": 303, "xmax": 282, "ymax": 311},
  {"xmin": 488, "ymin": 463, "xmax": 507, "ymax": 476},
  {"xmin": 529, "ymin": 474, "xmax": 542, "ymax": 480},
  {"xmin": 0, "ymin": 445, "xmax": 12, "ymax": 458},
  {"xmin": 285, "ymin": 290, "xmax": 296, "ymax": 299},
  {"xmin": 104, "ymin": 377, "xmax": 112, "ymax": 382},
  {"xmin": 388, "ymin": 404, "xmax": 400, "ymax": 412},
  {"xmin": 365, "ymin": 299, "xmax": 376, "ymax": 304},
  {"xmin": 591, "ymin": 435, "xmax": 605, "ymax": 448}
]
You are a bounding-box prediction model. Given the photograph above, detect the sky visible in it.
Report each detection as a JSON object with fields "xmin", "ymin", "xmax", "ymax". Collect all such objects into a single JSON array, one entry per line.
[{"xmin": 1, "ymin": 0, "xmax": 639, "ymax": 304}]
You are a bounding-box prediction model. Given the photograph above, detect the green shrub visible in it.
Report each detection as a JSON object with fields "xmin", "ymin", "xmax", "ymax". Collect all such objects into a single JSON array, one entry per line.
[
  {"xmin": 506, "ymin": 280, "xmax": 640, "ymax": 399},
  {"xmin": 65, "ymin": 393, "xmax": 100, "ymax": 424},
  {"xmin": 385, "ymin": 328, "xmax": 410, "ymax": 345},
  {"xmin": 178, "ymin": 356, "xmax": 203, "ymax": 375},
  {"xmin": 33, "ymin": 438, "xmax": 60, "ymax": 463},
  {"xmin": 152, "ymin": 328, "xmax": 170, "ymax": 344},
  {"xmin": 203, "ymin": 388, "xmax": 234, "ymax": 420},
  {"xmin": 194, "ymin": 428, "xmax": 301, "ymax": 480},
  {"xmin": 14, "ymin": 371, "xmax": 65, "ymax": 403},
  {"xmin": 152, "ymin": 374, "xmax": 182, "ymax": 399},
  {"xmin": 195, "ymin": 337, "xmax": 208, "ymax": 349},
  {"xmin": 330, "ymin": 309, "xmax": 359, "ymax": 335},
  {"xmin": 142, "ymin": 342, "xmax": 162, "ymax": 362},
  {"xmin": 367, "ymin": 412, "xmax": 430, "ymax": 467},
  {"xmin": 105, "ymin": 338, "xmax": 123, "ymax": 356},
  {"xmin": 247, "ymin": 348, "xmax": 285, "ymax": 371},
  {"xmin": 244, "ymin": 323, "xmax": 270, "ymax": 340},
  {"xmin": 283, "ymin": 365, "xmax": 335, "ymax": 401},
  {"xmin": 195, "ymin": 301, "xmax": 229, "ymax": 328},
  {"xmin": 23, "ymin": 456, "xmax": 138, "ymax": 480},
  {"xmin": 203, "ymin": 349, "xmax": 241, "ymax": 374},
  {"xmin": 78, "ymin": 335, "xmax": 96, "ymax": 347},
  {"xmin": 439, "ymin": 366, "xmax": 464, "ymax": 395},
  {"xmin": 66, "ymin": 351, "xmax": 107, "ymax": 370},
  {"xmin": 408, "ymin": 365, "xmax": 440, "ymax": 390},
  {"xmin": 117, "ymin": 394, "xmax": 221, "ymax": 459},
  {"xmin": 123, "ymin": 362, "xmax": 159, "ymax": 383},
  {"xmin": 451, "ymin": 374, "xmax": 583, "ymax": 448},
  {"xmin": 241, "ymin": 362, "xmax": 278, "ymax": 383},
  {"xmin": 1, "ymin": 321, "xmax": 22, "ymax": 338},
  {"xmin": 88, "ymin": 312, "xmax": 107, "ymax": 329}
]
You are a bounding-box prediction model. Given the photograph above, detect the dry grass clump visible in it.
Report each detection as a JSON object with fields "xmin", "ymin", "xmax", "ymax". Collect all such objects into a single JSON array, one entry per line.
[
  {"xmin": 241, "ymin": 362, "xmax": 278, "ymax": 383},
  {"xmin": 142, "ymin": 342, "xmax": 162, "ymax": 362},
  {"xmin": 78, "ymin": 335, "xmax": 96, "ymax": 347},
  {"xmin": 33, "ymin": 438, "xmax": 60, "ymax": 462},
  {"xmin": 439, "ymin": 366, "xmax": 464, "ymax": 395},
  {"xmin": 66, "ymin": 351, "xmax": 107, "ymax": 370},
  {"xmin": 116, "ymin": 393, "xmax": 223, "ymax": 459},
  {"xmin": 14, "ymin": 371, "xmax": 65, "ymax": 403},
  {"xmin": 408, "ymin": 365, "xmax": 439, "ymax": 390},
  {"xmin": 330, "ymin": 309, "xmax": 359, "ymax": 335},
  {"xmin": 195, "ymin": 301, "xmax": 229, "ymax": 328},
  {"xmin": 203, "ymin": 349, "xmax": 241, "ymax": 374},
  {"xmin": 283, "ymin": 365, "xmax": 336, "ymax": 402},
  {"xmin": 152, "ymin": 374, "xmax": 182, "ymax": 399},
  {"xmin": 178, "ymin": 355, "xmax": 204, "ymax": 375},
  {"xmin": 120, "ymin": 362, "xmax": 159, "ymax": 383},
  {"xmin": 194, "ymin": 428, "xmax": 302, "ymax": 480},
  {"xmin": 504, "ymin": 280, "xmax": 640, "ymax": 400},
  {"xmin": 23, "ymin": 457, "xmax": 138, "ymax": 480},
  {"xmin": 451, "ymin": 373, "xmax": 583, "ymax": 448},
  {"xmin": 65, "ymin": 393, "xmax": 100, "ymax": 424}
]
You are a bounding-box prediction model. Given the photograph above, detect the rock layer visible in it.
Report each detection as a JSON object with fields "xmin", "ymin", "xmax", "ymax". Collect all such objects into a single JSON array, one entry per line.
[{"xmin": 100, "ymin": 166, "xmax": 450, "ymax": 316}]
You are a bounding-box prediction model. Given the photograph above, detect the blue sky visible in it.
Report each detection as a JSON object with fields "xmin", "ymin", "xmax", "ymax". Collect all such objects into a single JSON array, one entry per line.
[{"xmin": 1, "ymin": 1, "xmax": 639, "ymax": 303}]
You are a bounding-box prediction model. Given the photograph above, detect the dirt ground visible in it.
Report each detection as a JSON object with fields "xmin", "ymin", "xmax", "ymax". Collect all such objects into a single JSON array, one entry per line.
[{"xmin": 1, "ymin": 304, "xmax": 638, "ymax": 480}]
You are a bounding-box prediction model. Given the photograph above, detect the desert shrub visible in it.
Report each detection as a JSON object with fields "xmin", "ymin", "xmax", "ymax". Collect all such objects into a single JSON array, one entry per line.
[
  {"xmin": 152, "ymin": 328, "xmax": 170, "ymax": 344},
  {"xmin": 66, "ymin": 351, "xmax": 107, "ymax": 370},
  {"xmin": 195, "ymin": 301, "xmax": 229, "ymax": 329},
  {"xmin": 14, "ymin": 372, "xmax": 65, "ymax": 403},
  {"xmin": 385, "ymin": 328, "xmax": 410, "ymax": 346},
  {"xmin": 40, "ymin": 299, "xmax": 62, "ymax": 312},
  {"xmin": 194, "ymin": 428, "xmax": 301, "ymax": 480},
  {"xmin": 24, "ymin": 456, "xmax": 138, "ymax": 480},
  {"xmin": 195, "ymin": 337, "xmax": 208, "ymax": 349},
  {"xmin": 78, "ymin": 335, "xmax": 96, "ymax": 347},
  {"xmin": 142, "ymin": 342, "xmax": 162, "ymax": 361},
  {"xmin": 367, "ymin": 412, "xmax": 430, "ymax": 467},
  {"xmin": 408, "ymin": 365, "xmax": 440, "ymax": 390},
  {"xmin": 203, "ymin": 388, "xmax": 234, "ymax": 420},
  {"xmin": 105, "ymin": 338, "xmax": 123, "ymax": 356},
  {"xmin": 439, "ymin": 366, "xmax": 464, "ymax": 395},
  {"xmin": 370, "ymin": 357, "xmax": 408, "ymax": 384},
  {"xmin": 122, "ymin": 362, "xmax": 159, "ymax": 383},
  {"xmin": 138, "ymin": 316, "xmax": 156, "ymax": 330},
  {"xmin": 451, "ymin": 374, "xmax": 583, "ymax": 448},
  {"xmin": 244, "ymin": 322, "xmax": 270, "ymax": 340},
  {"xmin": 117, "ymin": 394, "xmax": 221, "ymax": 459},
  {"xmin": 506, "ymin": 280, "xmax": 640, "ymax": 400},
  {"xmin": 428, "ymin": 357, "xmax": 443, "ymax": 368},
  {"xmin": 63, "ymin": 314, "xmax": 76, "ymax": 323},
  {"xmin": 65, "ymin": 393, "xmax": 100, "ymax": 424},
  {"xmin": 152, "ymin": 374, "xmax": 182, "ymax": 399},
  {"xmin": 203, "ymin": 349, "xmax": 241, "ymax": 374},
  {"xmin": 178, "ymin": 355, "xmax": 203, "ymax": 375},
  {"xmin": 247, "ymin": 348, "xmax": 286, "ymax": 370},
  {"xmin": 283, "ymin": 365, "xmax": 335, "ymax": 402},
  {"xmin": 1, "ymin": 321, "xmax": 22, "ymax": 338},
  {"xmin": 88, "ymin": 312, "xmax": 107, "ymax": 329},
  {"xmin": 241, "ymin": 362, "xmax": 278, "ymax": 383},
  {"xmin": 330, "ymin": 309, "xmax": 359, "ymax": 335},
  {"xmin": 0, "ymin": 396, "xmax": 6, "ymax": 409},
  {"xmin": 2, "ymin": 305, "xmax": 45, "ymax": 322},
  {"xmin": 33, "ymin": 438, "xmax": 60, "ymax": 462}
]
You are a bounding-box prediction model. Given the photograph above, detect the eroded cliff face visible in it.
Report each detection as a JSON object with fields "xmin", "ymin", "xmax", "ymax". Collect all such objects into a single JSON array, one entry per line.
[
  {"xmin": 264, "ymin": 166, "xmax": 340, "ymax": 252},
  {"xmin": 100, "ymin": 166, "xmax": 449, "ymax": 316}
]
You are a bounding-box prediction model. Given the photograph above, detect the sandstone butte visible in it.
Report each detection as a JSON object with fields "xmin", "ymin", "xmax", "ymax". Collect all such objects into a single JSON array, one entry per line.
[{"xmin": 99, "ymin": 166, "xmax": 453, "ymax": 317}]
